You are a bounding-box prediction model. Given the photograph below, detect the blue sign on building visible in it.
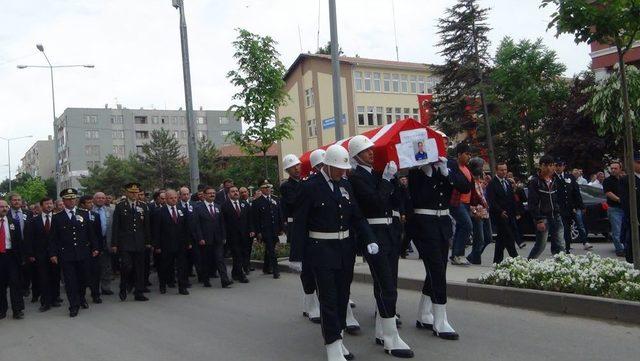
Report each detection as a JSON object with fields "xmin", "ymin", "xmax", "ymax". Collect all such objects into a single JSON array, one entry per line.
[{"xmin": 322, "ymin": 114, "xmax": 347, "ymax": 129}]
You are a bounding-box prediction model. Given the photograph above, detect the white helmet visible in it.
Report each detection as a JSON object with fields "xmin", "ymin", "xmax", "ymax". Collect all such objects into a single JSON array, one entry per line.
[
  {"xmin": 324, "ymin": 144, "xmax": 351, "ymax": 170},
  {"xmin": 310, "ymin": 149, "xmax": 326, "ymax": 169},
  {"xmin": 348, "ymin": 135, "xmax": 375, "ymax": 159},
  {"xmin": 282, "ymin": 153, "xmax": 301, "ymax": 170}
]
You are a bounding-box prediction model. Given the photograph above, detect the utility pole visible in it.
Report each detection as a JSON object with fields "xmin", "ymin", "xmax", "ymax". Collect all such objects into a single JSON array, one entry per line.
[
  {"xmin": 328, "ymin": 0, "xmax": 343, "ymax": 141},
  {"xmin": 172, "ymin": 0, "xmax": 200, "ymax": 191}
]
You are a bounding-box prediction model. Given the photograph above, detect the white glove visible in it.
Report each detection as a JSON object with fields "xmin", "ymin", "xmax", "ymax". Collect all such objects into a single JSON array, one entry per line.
[
  {"xmin": 382, "ymin": 161, "xmax": 398, "ymax": 181},
  {"xmin": 289, "ymin": 261, "xmax": 303, "ymax": 272},
  {"xmin": 367, "ymin": 243, "xmax": 379, "ymax": 255},
  {"xmin": 421, "ymin": 164, "xmax": 433, "ymax": 177},
  {"xmin": 435, "ymin": 156, "xmax": 449, "ymax": 176}
]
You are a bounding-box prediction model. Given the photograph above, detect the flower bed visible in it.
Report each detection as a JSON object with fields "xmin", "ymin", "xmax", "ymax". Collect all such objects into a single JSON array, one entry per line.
[
  {"xmin": 479, "ymin": 253, "xmax": 640, "ymax": 302},
  {"xmin": 250, "ymin": 241, "xmax": 290, "ymax": 260}
]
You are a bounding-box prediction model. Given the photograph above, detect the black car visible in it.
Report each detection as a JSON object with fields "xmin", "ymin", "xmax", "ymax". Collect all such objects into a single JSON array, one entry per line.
[{"xmin": 517, "ymin": 185, "xmax": 610, "ymax": 241}]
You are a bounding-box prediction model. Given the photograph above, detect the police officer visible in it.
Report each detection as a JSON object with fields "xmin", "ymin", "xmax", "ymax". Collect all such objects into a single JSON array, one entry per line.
[
  {"xmin": 49, "ymin": 188, "xmax": 100, "ymax": 317},
  {"xmin": 347, "ymin": 135, "xmax": 413, "ymax": 358},
  {"xmin": 252, "ymin": 180, "xmax": 284, "ymax": 279},
  {"xmin": 408, "ymin": 145, "xmax": 472, "ymax": 340},
  {"xmin": 111, "ymin": 183, "xmax": 151, "ymax": 302},
  {"xmin": 291, "ymin": 144, "xmax": 379, "ymax": 361}
]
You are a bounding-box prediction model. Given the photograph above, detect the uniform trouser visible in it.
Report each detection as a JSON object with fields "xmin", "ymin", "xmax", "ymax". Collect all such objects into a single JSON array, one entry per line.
[
  {"xmin": 199, "ymin": 243, "xmax": 229, "ymax": 283},
  {"xmin": 313, "ymin": 266, "xmax": 351, "ymax": 345},
  {"xmin": 413, "ymin": 225, "xmax": 449, "ymax": 304},
  {"xmin": 99, "ymin": 251, "xmax": 113, "ymax": 292},
  {"xmin": 262, "ymin": 234, "xmax": 279, "ymax": 275},
  {"xmin": 34, "ymin": 258, "xmax": 60, "ymax": 307},
  {"xmin": 562, "ymin": 211, "xmax": 587, "ymax": 252},
  {"xmin": 300, "ymin": 260, "xmax": 316, "ymax": 294},
  {"xmin": 364, "ymin": 227, "xmax": 399, "ymax": 318},
  {"xmin": 88, "ymin": 254, "xmax": 101, "ymax": 299},
  {"xmin": 0, "ymin": 251, "xmax": 25, "ymax": 314},
  {"xmin": 160, "ymin": 250, "xmax": 188, "ymax": 289},
  {"xmin": 120, "ymin": 251, "xmax": 145, "ymax": 295},
  {"xmin": 492, "ymin": 215, "xmax": 519, "ymax": 264},
  {"xmin": 61, "ymin": 259, "xmax": 90, "ymax": 310}
]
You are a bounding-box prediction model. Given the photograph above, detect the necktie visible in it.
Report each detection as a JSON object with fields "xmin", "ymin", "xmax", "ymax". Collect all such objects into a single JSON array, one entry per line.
[
  {"xmin": 234, "ymin": 201, "xmax": 241, "ymax": 216},
  {"xmin": 171, "ymin": 206, "xmax": 178, "ymax": 223},
  {"xmin": 331, "ymin": 180, "xmax": 342, "ymax": 199},
  {"xmin": 132, "ymin": 203, "xmax": 136, "ymax": 213},
  {"xmin": 45, "ymin": 214, "xmax": 51, "ymax": 233},
  {"xmin": 502, "ymin": 180, "xmax": 508, "ymax": 192},
  {"xmin": 69, "ymin": 210, "xmax": 75, "ymax": 221},
  {"xmin": 0, "ymin": 218, "xmax": 6, "ymax": 253},
  {"xmin": 209, "ymin": 204, "xmax": 215, "ymax": 218}
]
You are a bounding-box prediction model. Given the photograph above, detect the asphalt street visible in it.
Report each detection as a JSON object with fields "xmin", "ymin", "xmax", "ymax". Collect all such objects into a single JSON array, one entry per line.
[{"xmin": 0, "ymin": 272, "xmax": 638, "ymax": 361}]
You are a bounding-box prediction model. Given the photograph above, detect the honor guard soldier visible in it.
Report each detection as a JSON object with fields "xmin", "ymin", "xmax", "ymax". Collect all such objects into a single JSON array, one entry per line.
[
  {"xmin": 347, "ymin": 135, "xmax": 413, "ymax": 358},
  {"xmin": 291, "ymin": 144, "xmax": 379, "ymax": 361},
  {"xmin": 111, "ymin": 182, "xmax": 151, "ymax": 302},
  {"xmin": 252, "ymin": 180, "xmax": 284, "ymax": 279},
  {"xmin": 49, "ymin": 188, "xmax": 100, "ymax": 317},
  {"xmin": 407, "ymin": 143, "xmax": 472, "ymax": 340}
]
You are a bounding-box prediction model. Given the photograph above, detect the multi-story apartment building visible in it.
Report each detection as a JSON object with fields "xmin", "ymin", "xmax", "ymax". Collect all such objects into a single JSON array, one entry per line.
[
  {"xmin": 54, "ymin": 105, "xmax": 240, "ymax": 190},
  {"xmin": 19, "ymin": 136, "xmax": 56, "ymax": 179},
  {"xmin": 590, "ymin": 40, "xmax": 640, "ymax": 80},
  {"xmin": 276, "ymin": 53, "xmax": 438, "ymax": 177}
]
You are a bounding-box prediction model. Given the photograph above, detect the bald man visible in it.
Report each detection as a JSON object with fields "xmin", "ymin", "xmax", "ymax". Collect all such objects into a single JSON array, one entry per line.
[{"xmin": 93, "ymin": 192, "xmax": 115, "ymax": 295}]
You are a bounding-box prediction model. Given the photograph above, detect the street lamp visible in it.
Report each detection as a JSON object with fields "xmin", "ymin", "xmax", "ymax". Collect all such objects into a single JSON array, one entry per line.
[{"xmin": 0, "ymin": 135, "xmax": 33, "ymax": 192}]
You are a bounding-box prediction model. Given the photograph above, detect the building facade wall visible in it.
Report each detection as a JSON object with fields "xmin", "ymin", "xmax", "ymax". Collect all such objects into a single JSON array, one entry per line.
[{"xmin": 20, "ymin": 139, "xmax": 55, "ymax": 179}]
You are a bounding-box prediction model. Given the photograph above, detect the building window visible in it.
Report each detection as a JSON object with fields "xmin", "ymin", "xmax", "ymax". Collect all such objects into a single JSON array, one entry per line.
[
  {"xmin": 373, "ymin": 72, "xmax": 381, "ymax": 92},
  {"xmin": 413, "ymin": 108, "xmax": 420, "ymax": 120},
  {"xmin": 386, "ymin": 107, "xmax": 393, "ymax": 124},
  {"xmin": 112, "ymin": 145, "xmax": 125, "ymax": 157},
  {"xmin": 180, "ymin": 116, "xmax": 186, "ymax": 125},
  {"xmin": 85, "ymin": 130, "xmax": 99, "ymax": 139},
  {"xmin": 410, "ymin": 75, "xmax": 417, "ymax": 93},
  {"xmin": 172, "ymin": 116, "xmax": 178, "ymax": 124},
  {"xmin": 392, "ymin": 74, "xmax": 399, "ymax": 93},
  {"xmin": 307, "ymin": 119, "xmax": 317, "ymax": 137},
  {"xmin": 112, "ymin": 130, "xmax": 125, "ymax": 139},
  {"xmin": 400, "ymin": 74, "xmax": 409, "ymax": 93},
  {"xmin": 367, "ymin": 106, "xmax": 375, "ymax": 126},
  {"xmin": 151, "ymin": 116, "xmax": 159, "ymax": 124},
  {"xmin": 173, "ymin": 131, "xmax": 179, "ymax": 139},
  {"xmin": 304, "ymin": 88, "xmax": 315, "ymax": 108},
  {"xmin": 404, "ymin": 107, "xmax": 411, "ymax": 119},
  {"xmin": 181, "ymin": 130, "xmax": 187, "ymax": 139},
  {"xmin": 364, "ymin": 72, "xmax": 372, "ymax": 92},
  {"xmin": 161, "ymin": 117, "xmax": 166, "ymax": 124},
  {"xmin": 354, "ymin": 71, "xmax": 363, "ymax": 92},
  {"xmin": 427, "ymin": 78, "xmax": 436, "ymax": 93},
  {"xmin": 357, "ymin": 106, "xmax": 366, "ymax": 126},
  {"xmin": 110, "ymin": 115, "xmax": 124, "ymax": 124},
  {"xmin": 196, "ymin": 116, "xmax": 206, "ymax": 125},
  {"xmin": 134, "ymin": 116, "xmax": 147, "ymax": 125},
  {"xmin": 395, "ymin": 107, "xmax": 402, "ymax": 121},
  {"xmin": 383, "ymin": 73, "xmax": 391, "ymax": 92},
  {"xmin": 83, "ymin": 115, "xmax": 97, "ymax": 124},
  {"xmin": 135, "ymin": 131, "xmax": 149, "ymax": 139},
  {"xmin": 219, "ymin": 116, "xmax": 229, "ymax": 125},
  {"xmin": 84, "ymin": 145, "xmax": 100, "ymax": 157},
  {"xmin": 418, "ymin": 76, "xmax": 426, "ymax": 94},
  {"xmin": 197, "ymin": 130, "xmax": 207, "ymax": 140},
  {"xmin": 376, "ymin": 107, "xmax": 383, "ymax": 126}
]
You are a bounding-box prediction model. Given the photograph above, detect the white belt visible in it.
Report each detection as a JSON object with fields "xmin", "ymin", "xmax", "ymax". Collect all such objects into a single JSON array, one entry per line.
[
  {"xmin": 308, "ymin": 230, "xmax": 350, "ymax": 240},
  {"xmin": 367, "ymin": 217, "xmax": 393, "ymax": 225},
  {"xmin": 392, "ymin": 210, "xmax": 401, "ymax": 218},
  {"xmin": 414, "ymin": 208, "xmax": 450, "ymax": 216},
  {"xmin": 287, "ymin": 217, "xmax": 294, "ymax": 223}
]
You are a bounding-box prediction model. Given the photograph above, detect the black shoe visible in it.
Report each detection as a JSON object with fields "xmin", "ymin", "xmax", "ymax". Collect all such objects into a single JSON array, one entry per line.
[
  {"xmin": 167, "ymin": 283, "xmax": 176, "ymax": 289},
  {"xmin": 239, "ymin": 278, "xmax": 249, "ymax": 284},
  {"xmin": 249, "ymin": 266, "xmax": 255, "ymax": 271},
  {"xmin": 221, "ymin": 280, "xmax": 233, "ymax": 288},
  {"xmin": 93, "ymin": 297, "xmax": 103, "ymax": 304},
  {"xmin": 386, "ymin": 349, "xmax": 414, "ymax": 358},
  {"xmin": 203, "ymin": 281, "xmax": 212, "ymax": 288},
  {"xmin": 159, "ymin": 286, "xmax": 167, "ymax": 294},
  {"xmin": 39, "ymin": 305, "xmax": 51, "ymax": 312},
  {"xmin": 433, "ymin": 329, "xmax": 459, "ymax": 340},
  {"xmin": 344, "ymin": 351, "xmax": 355, "ymax": 360},
  {"xmin": 13, "ymin": 311, "xmax": 24, "ymax": 320},
  {"xmin": 80, "ymin": 301, "xmax": 89, "ymax": 309},
  {"xmin": 263, "ymin": 270, "xmax": 272, "ymax": 275},
  {"xmin": 178, "ymin": 288, "xmax": 189, "ymax": 295},
  {"xmin": 69, "ymin": 308, "xmax": 79, "ymax": 318},
  {"xmin": 134, "ymin": 294, "xmax": 149, "ymax": 302},
  {"xmin": 416, "ymin": 320, "xmax": 433, "ymax": 330},
  {"xmin": 273, "ymin": 273, "xmax": 280, "ymax": 279},
  {"xmin": 119, "ymin": 290, "xmax": 127, "ymax": 301},
  {"xmin": 102, "ymin": 289, "xmax": 114, "ymax": 296},
  {"xmin": 142, "ymin": 287, "xmax": 151, "ymax": 293}
]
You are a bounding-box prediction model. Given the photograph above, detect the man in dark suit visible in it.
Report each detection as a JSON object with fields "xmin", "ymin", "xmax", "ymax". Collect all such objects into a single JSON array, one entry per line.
[
  {"xmin": 554, "ymin": 159, "xmax": 588, "ymax": 253},
  {"xmin": 252, "ymin": 180, "xmax": 284, "ymax": 279},
  {"xmin": 179, "ymin": 186, "xmax": 197, "ymax": 281},
  {"xmin": 221, "ymin": 186, "xmax": 253, "ymax": 283},
  {"xmin": 8, "ymin": 193, "xmax": 34, "ymax": 301},
  {"xmin": 78, "ymin": 195, "xmax": 104, "ymax": 304},
  {"xmin": 153, "ymin": 189, "xmax": 192, "ymax": 295},
  {"xmin": 49, "ymin": 188, "xmax": 100, "ymax": 317},
  {"xmin": 215, "ymin": 179, "xmax": 234, "ymax": 205},
  {"xmin": 0, "ymin": 199, "xmax": 25, "ymax": 320},
  {"xmin": 24, "ymin": 197, "xmax": 61, "ymax": 312},
  {"xmin": 111, "ymin": 182, "xmax": 151, "ymax": 302},
  {"xmin": 192, "ymin": 186, "xmax": 232, "ymax": 288},
  {"xmin": 485, "ymin": 162, "xmax": 520, "ymax": 264}
]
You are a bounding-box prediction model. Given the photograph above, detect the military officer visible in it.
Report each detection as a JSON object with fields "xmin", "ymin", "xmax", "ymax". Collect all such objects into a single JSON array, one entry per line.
[
  {"xmin": 291, "ymin": 144, "xmax": 379, "ymax": 361},
  {"xmin": 48, "ymin": 188, "xmax": 100, "ymax": 317},
  {"xmin": 252, "ymin": 180, "xmax": 284, "ymax": 279},
  {"xmin": 347, "ymin": 135, "xmax": 413, "ymax": 358},
  {"xmin": 111, "ymin": 183, "xmax": 151, "ymax": 302},
  {"xmin": 407, "ymin": 147, "xmax": 472, "ymax": 340},
  {"xmin": 78, "ymin": 195, "xmax": 104, "ymax": 304}
]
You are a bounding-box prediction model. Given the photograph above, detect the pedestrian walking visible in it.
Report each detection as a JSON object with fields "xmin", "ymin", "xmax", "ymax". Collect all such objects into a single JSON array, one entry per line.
[
  {"xmin": 449, "ymin": 143, "xmax": 474, "ymax": 265},
  {"xmin": 603, "ymin": 161, "xmax": 626, "ymax": 256},
  {"xmin": 486, "ymin": 162, "xmax": 519, "ymax": 264}
]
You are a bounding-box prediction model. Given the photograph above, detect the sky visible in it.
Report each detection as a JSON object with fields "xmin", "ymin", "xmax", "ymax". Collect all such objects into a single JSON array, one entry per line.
[{"xmin": 0, "ymin": 0, "xmax": 591, "ymax": 180}]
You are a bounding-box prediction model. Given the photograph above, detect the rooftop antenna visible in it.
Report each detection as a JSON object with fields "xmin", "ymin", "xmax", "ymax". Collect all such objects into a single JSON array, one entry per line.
[
  {"xmin": 392, "ymin": 0, "xmax": 399, "ymax": 61},
  {"xmin": 298, "ymin": 24, "xmax": 303, "ymax": 53},
  {"xmin": 316, "ymin": 0, "xmax": 321, "ymax": 51}
]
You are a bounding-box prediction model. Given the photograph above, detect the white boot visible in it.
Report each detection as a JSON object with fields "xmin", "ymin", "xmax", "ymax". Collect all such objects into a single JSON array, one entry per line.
[
  {"xmin": 381, "ymin": 317, "xmax": 414, "ymax": 358},
  {"xmin": 416, "ymin": 294, "xmax": 434, "ymax": 330},
  {"xmin": 302, "ymin": 293, "xmax": 311, "ymax": 317},
  {"xmin": 308, "ymin": 293, "xmax": 321, "ymax": 323},
  {"xmin": 432, "ymin": 303, "xmax": 459, "ymax": 340},
  {"xmin": 375, "ymin": 312, "xmax": 384, "ymax": 345},
  {"xmin": 340, "ymin": 339, "xmax": 354, "ymax": 360},
  {"xmin": 345, "ymin": 302, "xmax": 360, "ymax": 334},
  {"xmin": 326, "ymin": 340, "xmax": 347, "ymax": 361}
]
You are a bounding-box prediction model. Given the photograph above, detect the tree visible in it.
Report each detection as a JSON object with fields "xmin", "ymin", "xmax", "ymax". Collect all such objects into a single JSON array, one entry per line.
[
  {"xmin": 219, "ymin": 156, "xmax": 279, "ymax": 192},
  {"xmin": 542, "ymin": 0, "xmax": 640, "ymax": 268},
  {"xmin": 488, "ymin": 37, "xmax": 568, "ymax": 175},
  {"xmin": 546, "ymin": 72, "xmax": 619, "ymax": 175},
  {"xmin": 136, "ymin": 129, "xmax": 188, "ymax": 189},
  {"xmin": 432, "ymin": 0, "xmax": 496, "ymax": 169},
  {"xmin": 226, "ymin": 28, "xmax": 294, "ymax": 179},
  {"xmin": 79, "ymin": 155, "xmax": 136, "ymax": 196},
  {"xmin": 198, "ymin": 138, "xmax": 223, "ymax": 187},
  {"xmin": 14, "ymin": 177, "xmax": 47, "ymax": 205},
  {"xmin": 43, "ymin": 177, "xmax": 57, "ymax": 200},
  {"xmin": 316, "ymin": 41, "xmax": 343, "ymax": 55}
]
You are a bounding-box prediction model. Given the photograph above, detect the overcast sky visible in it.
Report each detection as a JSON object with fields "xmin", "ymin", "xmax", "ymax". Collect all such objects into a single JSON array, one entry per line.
[{"xmin": 0, "ymin": 0, "xmax": 590, "ymax": 180}]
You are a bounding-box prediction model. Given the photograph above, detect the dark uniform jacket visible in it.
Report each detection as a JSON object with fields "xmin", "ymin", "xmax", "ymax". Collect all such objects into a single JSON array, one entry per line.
[
  {"xmin": 252, "ymin": 195, "xmax": 284, "ymax": 238},
  {"xmin": 554, "ymin": 172, "xmax": 584, "ymax": 215},
  {"xmin": 192, "ymin": 201, "xmax": 226, "ymax": 245},
  {"xmin": 24, "ymin": 214, "xmax": 53, "ymax": 259},
  {"xmin": 49, "ymin": 209, "xmax": 99, "ymax": 262},
  {"xmin": 111, "ymin": 200, "xmax": 150, "ymax": 252},
  {"xmin": 152, "ymin": 205, "xmax": 191, "ymax": 253},
  {"xmin": 290, "ymin": 173, "xmax": 375, "ymax": 269},
  {"xmin": 527, "ymin": 175, "xmax": 561, "ymax": 222},
  {"xmin": 281, "ymin": 178, "xmax": 302, "ymax": 222},
  {"xmin": 486, "ymin": 176, "xmax": 517, "ymax": 218}
]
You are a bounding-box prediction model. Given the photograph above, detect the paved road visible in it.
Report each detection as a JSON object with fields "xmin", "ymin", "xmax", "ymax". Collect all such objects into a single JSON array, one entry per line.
[{"xmin": 0, "ymin": 272, "xmax": 638, "ymax": 361}]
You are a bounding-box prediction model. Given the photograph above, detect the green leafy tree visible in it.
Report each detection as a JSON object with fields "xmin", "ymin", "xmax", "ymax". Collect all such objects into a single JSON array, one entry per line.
[
  {"xmin": 136, "ymin": 129, "xmax": 188, "ymax": 189},
  {"xmin": 43, "ymin": 177, "xmax": 57, "ymax": 200},
  {"xmin": 542, "ymin": 0, "xmax": 640, "ymax": 267},
  {"xmin": 198, "ymin": 138, "xmax": 223, "ymax": 187},
  {"xmin": 218, "ymin": 156, "xmax": 279, "ymax": 192},
  {"xmin": 226, "ymin": 28, "xmax": 294, "ymax": 179},
  {"xmin": 316, "ymin": 41, "xmax": 344, "ymax": 55},
  {"xmin": 79, "ymin": 155, "xmax": 136, "ymax": 196},
  {"xmin": 488, "ymin": 37, "xmax": 568, "ymax": 175},
  {"xmin": 14, "ymin": 177, "xmax": 47, "ymax": 204}
]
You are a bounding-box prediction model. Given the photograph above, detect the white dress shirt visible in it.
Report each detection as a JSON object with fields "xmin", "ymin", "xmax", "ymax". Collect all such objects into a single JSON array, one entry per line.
[
  {"xmin": 65, "ymin": 207, "xmax": 77, "ymax": 220},
  {"xmin": 1, "ymin": 216, "xmax": 12, "ymax": 249}
]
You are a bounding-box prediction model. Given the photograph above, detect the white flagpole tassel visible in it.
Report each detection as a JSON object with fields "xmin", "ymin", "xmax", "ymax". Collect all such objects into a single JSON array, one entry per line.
[
  {"xmin": 416, "ymin": 294, "xmax": 434, "ymax": 330},
  {"xmin": 381, "ymin": 317, "xmax": 414, "ymax": 358},
  {"xmin": 432, "ymin": 304, "xmax": 459, "ymax": 340}
]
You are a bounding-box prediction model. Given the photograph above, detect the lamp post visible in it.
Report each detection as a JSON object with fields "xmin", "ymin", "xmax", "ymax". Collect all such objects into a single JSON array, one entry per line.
[{"xmin": 0, "ymin": 135, "xmax": 33, "ymax": 192}]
